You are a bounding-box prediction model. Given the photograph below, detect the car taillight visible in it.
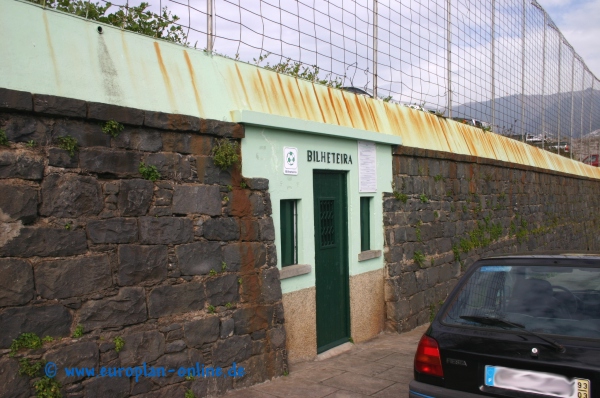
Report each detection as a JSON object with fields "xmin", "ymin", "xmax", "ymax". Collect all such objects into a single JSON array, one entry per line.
[{"xmin": 414, "ymin": 335, "xmax": 444, "ymax": 377}]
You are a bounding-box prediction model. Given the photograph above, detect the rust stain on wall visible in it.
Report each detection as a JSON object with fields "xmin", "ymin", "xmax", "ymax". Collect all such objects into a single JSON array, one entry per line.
[
  {"xmin": 183, "ymin": 50, "xmax": 204, "ymax": 117},
  {"xmin": 153, "ymin": 42, "xmax": 177, "ymax": 111},
  {"xmin": 42, "ymin": 13, "xmax": 61, "ymax": 92}
]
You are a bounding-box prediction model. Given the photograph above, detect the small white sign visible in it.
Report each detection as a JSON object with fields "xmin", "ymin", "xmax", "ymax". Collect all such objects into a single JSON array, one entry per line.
[
  {"xmin": 283, "ymin": 147, "xmax": 298, "ymax": 175},
  {"xmin": 358, "ymin": 141, "xmax": 377, "ymax": 192}
]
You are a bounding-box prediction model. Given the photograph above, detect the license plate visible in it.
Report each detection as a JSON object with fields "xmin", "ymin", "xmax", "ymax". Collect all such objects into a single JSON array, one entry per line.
[{"xmin": 485, "ymin": 365, "xmax": 590, "ymax": 398}]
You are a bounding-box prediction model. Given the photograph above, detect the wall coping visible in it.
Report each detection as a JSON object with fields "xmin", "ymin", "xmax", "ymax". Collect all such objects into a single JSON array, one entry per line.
[{"xmin": 394, "ymin": 145, "xmax": 600, "ymax": 182}]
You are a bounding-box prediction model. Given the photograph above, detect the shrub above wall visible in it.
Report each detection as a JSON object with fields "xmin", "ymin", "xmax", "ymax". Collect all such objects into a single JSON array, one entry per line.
[{"xmin": 0, "ymin": 88, "xmax": 287, "ymax": 398}]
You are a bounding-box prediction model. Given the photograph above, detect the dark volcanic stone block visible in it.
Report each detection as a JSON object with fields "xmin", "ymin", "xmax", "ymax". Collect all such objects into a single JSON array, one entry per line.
[
  {"xmin": 48, "ymin": 147, "xmax": 78, "ymax": 168},
  {"xmin": 79, "ymin": 287, "xmax": 147, "ymax": 330},
  {"xmin": 222, "ymin": 243, "xmax": 267, "ymax": 272},
  {"xmin": 113, "ymin": 128, "xmax": 162, "ymax": 152},
  {"xmin": 176, "ymin": 241, "xmax": 222, "ymax": 276},
  {"xmin": 119, "ymin": 330, "xmax": 165, "ymax": 366},
  {"xmin": 172, "ymin": 185, "xmax": 221, "ymax": 216},
  {"xmin": 87, "ymin": 102, "xmax": 145, "ymax": 125},
  {"xmin": 53, "ymin": 119, "xmax": 110, "ymax": 147},
  {"xmin": 148, "ymin": 282, "xmax": 206, "ymax": 318},
  {"xmin": 117, "ymin": 245, "xmax": 168, "ymax": 286},
  {"xmin": 144, "ymin": 111, "xmax": 200, "ymax": 131},
  {"xmin": 79, "ymin": 148, "xmax": 141, "ymax": 176},
  {"xmin": 87, "ymin": 218, "xmax": 138, "ymax": 244},
  {"xmin": 183, "ymin": 317, "xmax": 219, "ymax": 347},
  {"xmin": 139, "ymin": 217, "xmax": 193, "ymax": 244},
  {"xmin": 0, "ymin": 88, "xmax": 32, "ymax": 111},
  {"xmin": 40, "ymin": 174, "xmax": 103, "ymax": 217},
  {"xmin": 44, "ymin": 342, "xmax": 99, "ymax": 384},
  {"xmin": 144, "ymin": 152, "xmax": 191, "ymax": 181},
  {"xmin": 0, "ymin": 227, "xmax": 87, "ymax": 257},
  {"xmin": 118, "ymin": 179, "xmax": 153, "ymax": 216},
  {"xmin": 0, "ymin": 258, "xmax": 34, "ymax": 306},
  {"xmin": 0, "ymin": 112, "xmax": 53, "ymax": 144},
  {"xmin": 203, "ymin": 217, "xmax": 239, "ymax": 241},
  {"xmin": 35, "ymin": 254, "xmax": 112, "ymax": 299},
  {"xmin": 0, "ymin": 183, "xmax": 38, "ymax": 224},
  {"xmin": 0, "ymin": 150, "xmax": 44, "ymax": 180},
  {"xmin": 0, "ymin": 305, "xmax": 72, "ymax": 348},
  {"xmin": 33, "ymin": 94, "xmax": 87, "ymax": 117},
  {"xmin": 206, "ymin": 274, "xmax": 239, "ymax": 307},
  {"xmin": 211, "ymin": 335, "xmax": 252, "ymax": 367},
  {"xmin": 0, "ymin": 357, "xmax": 30, "ymax": 397},
  {"xmin": 260, "ymin": 267, "xmax": 282, "ymax": 303}
]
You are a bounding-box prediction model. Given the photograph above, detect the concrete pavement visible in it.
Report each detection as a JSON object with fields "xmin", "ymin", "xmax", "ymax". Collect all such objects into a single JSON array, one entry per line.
[{"xmin": 221, "ymin": 324, "xmax": 429, "ymax": 398}]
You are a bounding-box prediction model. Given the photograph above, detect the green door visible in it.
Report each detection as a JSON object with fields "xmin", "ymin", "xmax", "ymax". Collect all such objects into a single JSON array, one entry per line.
[{"xmin": 313, "ymin": 170, "xmax": 350, "ymax": 353}]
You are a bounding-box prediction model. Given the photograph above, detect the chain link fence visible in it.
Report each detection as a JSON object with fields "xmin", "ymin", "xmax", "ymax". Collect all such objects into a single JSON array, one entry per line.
[{"xmin": 51, "ymin": 0, "xmax": 600, "ymax": 162}]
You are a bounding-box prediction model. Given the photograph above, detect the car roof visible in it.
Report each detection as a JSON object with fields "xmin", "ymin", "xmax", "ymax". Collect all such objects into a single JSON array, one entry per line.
[{"xmin": 481, "ymin": 251, "xmax": 600, "ymax": 261}]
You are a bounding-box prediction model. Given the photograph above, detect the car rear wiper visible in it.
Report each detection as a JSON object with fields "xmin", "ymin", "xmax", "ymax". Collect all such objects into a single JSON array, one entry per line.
[{"xmin": 459, "ymin": 315, "xmax": 565, "ymax": 353}]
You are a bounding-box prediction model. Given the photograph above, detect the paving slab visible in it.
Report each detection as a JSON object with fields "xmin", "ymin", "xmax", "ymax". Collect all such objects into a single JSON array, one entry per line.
[
  {"xmin": 219, "ymin": 323, "xmax": 429, "ymax": 398},
  {"xmin": 321, "ymin": 372, "xmax": 395, "ymax": 395}
]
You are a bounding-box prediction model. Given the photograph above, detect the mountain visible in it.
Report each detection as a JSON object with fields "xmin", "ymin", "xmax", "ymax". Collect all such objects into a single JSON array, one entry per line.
[{"xmin": 452, "ymin": 88, "xmax": 600, "ymax": 138}]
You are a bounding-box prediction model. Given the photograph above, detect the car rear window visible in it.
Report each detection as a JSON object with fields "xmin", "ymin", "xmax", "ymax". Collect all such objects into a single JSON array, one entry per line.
[{"xmin": 441, "ymin": 264, "xmax": 600, "ymax": 339}]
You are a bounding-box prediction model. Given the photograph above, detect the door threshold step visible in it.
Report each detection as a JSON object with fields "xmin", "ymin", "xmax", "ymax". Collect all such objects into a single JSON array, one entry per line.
[{"xmin": 316, "ymin": 342, "xmax": 354, "ymax": 361}]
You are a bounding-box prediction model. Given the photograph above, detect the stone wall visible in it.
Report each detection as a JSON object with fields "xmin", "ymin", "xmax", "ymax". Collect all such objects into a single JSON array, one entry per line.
[
  {"xmin": 0, "ymin": 88, "xmax": 286, "ymax": 398},
  {"xmin": 384, "ymin": 145, "xmax": 600, "ymax": 333}
]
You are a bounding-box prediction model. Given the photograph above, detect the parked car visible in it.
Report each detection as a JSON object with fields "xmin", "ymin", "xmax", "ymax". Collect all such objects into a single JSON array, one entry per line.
[
  {"xmin": 410, "ymin": 253, "xmax": 600, "ymax": 398},
  {"xmin": 451, "ymin": 117, "xmax": 488, "ymax": 129},
  {"xmin": 582, "ymin": 154, "xmax": 599, "ymax": 167},
  {"xmin": 548, "ymin": 142, "xmax": 570, "ymax": 152}
]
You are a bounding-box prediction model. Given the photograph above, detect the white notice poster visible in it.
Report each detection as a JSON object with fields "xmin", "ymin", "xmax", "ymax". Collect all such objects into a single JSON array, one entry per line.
[
  {"xmin": 358, "ymin": 141, "xmax": 376, "ymax": 192},
  {"xmin": 283, "ymin": 147, "xmax": 298, "ymax": 175}
]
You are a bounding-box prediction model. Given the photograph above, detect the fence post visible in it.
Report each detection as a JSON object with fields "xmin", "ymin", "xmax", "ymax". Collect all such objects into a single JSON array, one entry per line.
[
  {"xmin": 581, "ymin": 69, "xmax": 585, "ymax": 161},
  {"xmin": 557, "ymin": 39, "xmax": 562, "ymax": 155},
  {"xmin": 570, "ymin": 55, "xmax": 575, "ymax": 159},
  {"xmin": 447, "ymin": 0, "xmax": 452, "ymax": 118},
  {"xmin": 520, "ymin": 0, "xmax": 526, "ymax": 142},
  {"xmin": 373, "ymin": 0, "xmax": 378, "ymax": 100},
  {"xmin": 491, "ymin": 0, "xmax": 496, "ymax": 132},
  {"xmin": 207, "ymin": 0, "xmax": 214, "ymax": 53},
  {"xmin": 542, "ymin": 12, "xmax": 547, "ymax": 150}
]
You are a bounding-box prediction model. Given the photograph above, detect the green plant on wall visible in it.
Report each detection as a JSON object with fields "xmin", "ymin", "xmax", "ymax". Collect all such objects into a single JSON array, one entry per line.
[
  {"xmin": 413, "ymin": 251, "xmax": 426, "ymax": 268},
  {"xmin": 0, "ymin": 130, "xmax": 10, "ymax": 146},
  {"xmin": 26, "ymin": 0, "xmax": 188, "ymax": 45},
  {"xmin": 212, "ymin": 139, "xmax": 240, "ymax": 170},
  {"xmin": 57, "ymin": 135, "xmax": 78, "ymax": 157},
  {"xmin": 19, "ymin": 358, "xmax": 45, "ymax": 377},
  {"xmin": 10, "ymin": 333, "xmax": 42, "ymax": 357},
  {"xmin": 72, "ymin": 325, "xmax": 84, "ymax": 338},
  {"xmin": 114, "ymin": 336, "xmax": 125, "ymax": 353},
  {"xmin": 34, "ymin": 376, "xmax": 62, "ymax": 398},
  {"xmin": 256, "ymin": 53, "xmax": 345, "ymax": 88},
  {"xmin": 139, "ymin": 162, "xmax": 161, "ymax": 181},
  {"xmin": 102, "ymin": 120, "xmax": 124, "ymax": 138}
]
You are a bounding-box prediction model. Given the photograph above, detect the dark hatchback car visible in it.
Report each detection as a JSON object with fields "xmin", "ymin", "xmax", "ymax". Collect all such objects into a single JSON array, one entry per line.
[{"xmin": 410, "ymin": 253, "xmax": 600, "ymax": 398}]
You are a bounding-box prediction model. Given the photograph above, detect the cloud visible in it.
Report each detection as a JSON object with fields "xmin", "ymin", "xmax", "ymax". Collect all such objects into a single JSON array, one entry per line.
[{"xmin": 537, "ymin": 0, "xmax": 600, "ymax": 77}]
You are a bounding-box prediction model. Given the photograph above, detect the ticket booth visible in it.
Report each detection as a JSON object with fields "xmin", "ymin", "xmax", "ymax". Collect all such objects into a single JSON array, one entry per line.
[{"xmin": 237, "ymin": 111, "xmax": 401, "ymax": 361}]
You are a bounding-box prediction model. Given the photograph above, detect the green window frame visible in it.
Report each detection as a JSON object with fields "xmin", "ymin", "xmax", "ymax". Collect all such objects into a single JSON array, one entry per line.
[
  {"xmin": 360, "ymin": 197, "xmax": 371, "ymax": 252},
  {"xmin": 280, "ymin": 200, "xmax": 298, "ymax": 267}
]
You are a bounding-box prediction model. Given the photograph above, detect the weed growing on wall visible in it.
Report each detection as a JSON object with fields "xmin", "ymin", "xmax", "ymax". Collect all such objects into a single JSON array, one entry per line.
[
  {"xmin": 19, "ymin": 358, "xmax": 45, "ymax": 377},
  {"xmin": 139, "ymin": 162, "xmax": 161, "ymax": 181},
  {"xmin": 72, "ymin": 324, "xmax": 84, "ymax": 338},
  {"xmin": 26, "ymin": 0, "xmax": 188, "ymax": 44},
  {"xmin": 0, "ymin": 130, "xmax": 9, "ymax": 146},
  {"xmin": 34, "ymin": 376, "xmax": 62, "ymax": 398},
  {"xmin": 413, "ymin": 251, "xmax": 426, "ymax": 268},
  {"xmin": 57, "ymin": 135, "xmax": 78, "ymax": 157},
  {"xmin": 102, "ymin": 120, "xmax": 124, "ymax": 138},
  {"xmin": 10, "ymin": 333, "xmax": 42, "ymax": 356},
  {"xmin": 212, "ymin": 139, "xmax": 240, "ymax": 170},
  {"xmin": 256, "ymin": 53, "xmax": 345, "ymax": 88},
  {"xmin": 114, "ymin": 336, "xmax": 125, "ymax": 353}
]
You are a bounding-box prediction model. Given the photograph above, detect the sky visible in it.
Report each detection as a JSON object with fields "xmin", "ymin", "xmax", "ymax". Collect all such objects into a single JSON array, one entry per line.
[{"xmin": 537, "ymin": 0, "xmax": 600, "ymax": 78}]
